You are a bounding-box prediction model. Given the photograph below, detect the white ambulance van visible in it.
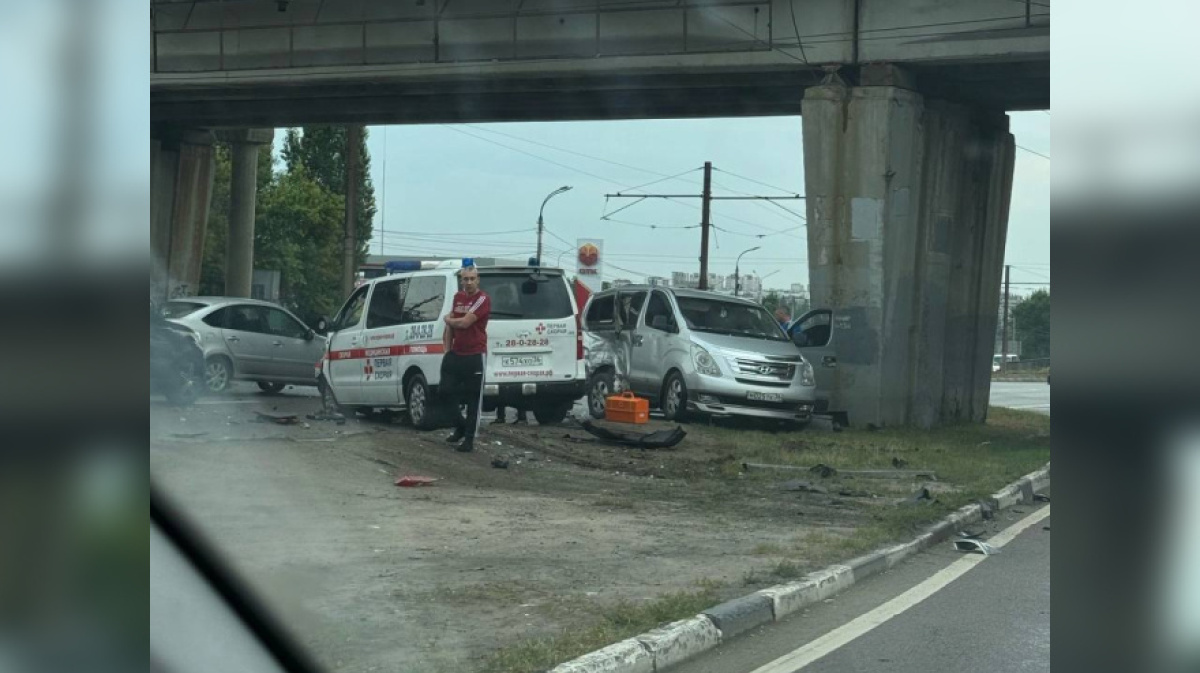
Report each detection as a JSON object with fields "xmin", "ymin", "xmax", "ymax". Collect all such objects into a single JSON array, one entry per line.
[{"xmin": 316, "ymin": 260, "xmax": 585, "ymax": 429}]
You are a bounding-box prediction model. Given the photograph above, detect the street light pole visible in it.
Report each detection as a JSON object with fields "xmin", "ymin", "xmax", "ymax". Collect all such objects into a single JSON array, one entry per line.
[
  {"xmin": 537, "ymin": 185, "xmax": 572, "ymax": 266},
  {"xmin": 734, "ymin": 246, "xmax": 760, "ymax": 297}
]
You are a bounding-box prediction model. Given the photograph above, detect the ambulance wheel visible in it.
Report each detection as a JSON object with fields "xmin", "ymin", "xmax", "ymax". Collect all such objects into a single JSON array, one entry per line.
[
  {"xmin": 257, "ymin": 381, "xmax": 286, "ymax": 394},
  {"xmin": 319, "ymin": 378, "xmax": 349, "ymax": 415},
  {"xmin": 587, "ymin": 370, "xmax": 615, "ymax": 420},
  {"xmin": 533, "ymin": 404, "xmax": 571, "ymax": 426},
  {"xmin": 405, "ymin": 374, "xmax": 437, "ymax": 431}
]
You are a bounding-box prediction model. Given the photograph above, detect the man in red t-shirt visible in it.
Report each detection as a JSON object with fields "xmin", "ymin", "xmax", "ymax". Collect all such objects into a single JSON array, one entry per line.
[{"xmin": 440, "ymin": 265, "xmax": 491, "ymax": 452}]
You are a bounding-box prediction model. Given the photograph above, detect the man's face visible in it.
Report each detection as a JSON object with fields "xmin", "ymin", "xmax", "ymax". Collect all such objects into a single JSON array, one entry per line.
[{"xmin": 460, "ymin": 268, "xmax": 480, "ymax": 294}]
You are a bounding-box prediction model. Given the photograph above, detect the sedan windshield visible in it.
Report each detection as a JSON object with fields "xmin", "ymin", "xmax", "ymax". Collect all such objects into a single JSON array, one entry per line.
[{"xmin": 676, "ymin": 296, "xmax": 788, "ymax": 341}]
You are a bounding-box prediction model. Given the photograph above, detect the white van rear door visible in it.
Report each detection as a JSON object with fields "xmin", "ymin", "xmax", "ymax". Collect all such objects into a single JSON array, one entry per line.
[{"xmin": 479, "ymin": 271, "xmax": 578, "ymax": 387}]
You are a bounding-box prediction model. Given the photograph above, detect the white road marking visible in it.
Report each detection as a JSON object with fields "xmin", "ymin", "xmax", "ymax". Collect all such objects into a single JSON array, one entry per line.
[
  {"xmin": 749, "ymin": 505, "xmax": 1051, "ymax": 673},
  {"xmin": 1007, "ymin": 403, "xmax": 1051, "ymax": 410}
]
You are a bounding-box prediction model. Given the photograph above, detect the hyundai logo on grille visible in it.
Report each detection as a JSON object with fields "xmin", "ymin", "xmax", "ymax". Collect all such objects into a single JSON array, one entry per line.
[{"xmin": 758, "ymin": 365, "xmax": 773, "ymax": 375}]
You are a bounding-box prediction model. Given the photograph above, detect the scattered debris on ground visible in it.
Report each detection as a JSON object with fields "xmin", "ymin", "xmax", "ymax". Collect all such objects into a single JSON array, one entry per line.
[
  {"xmin": 953, "ymin": 539, "xmax": 998, "ymax": 555},
  {"xmin": 742, "ymin": 462, "xmax": 936, "ymax": 481},
  {"xmin": 1034, "ymin": 493, "xmax": 1050, "ymax": 502},
  {"xmin": 491, "ymin": 458, "xmax": 510, "ymax": 469},
  {"xmin": 579, "ymin": 420, "xmax": 686, "ymax": 449},
  {"xmin": 395, "ymin": 475, "xmax": 440, "ymax": 487},
  {"xmin": 778, "ymin": 480, "xmax": 828, "ymax": 494},
  {"xmin": 900, "ymin": 487, "xmax": 934, "ymax": 506},
  {"xmin": 255, "ymin": 411, "xmax": 298, "ymax": 425},
  {"xmin": 307, "ymin": 410, "xmax": 347, "ymax": 425}
]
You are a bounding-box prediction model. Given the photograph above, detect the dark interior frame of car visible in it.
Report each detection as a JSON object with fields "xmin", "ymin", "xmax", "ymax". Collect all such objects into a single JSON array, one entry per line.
[{"xmin": 152, "ymin": 481, "xmax": 325, "ymax": 673}]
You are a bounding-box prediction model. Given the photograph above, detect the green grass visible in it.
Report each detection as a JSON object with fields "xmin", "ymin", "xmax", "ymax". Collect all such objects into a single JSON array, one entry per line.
[
  {"xmin": 712, "ymin": 406, "xmax": 1049, "ymax": 500},
  {"xmin": 479, "ymin": 587, "xmax": 721, "ymax": 673},
  {"xmin": 480, "ymin": 409, "xmax": 1051, "ymax": 672},
  {"xmin": 751, "ymin": 542, "xmax": 786, "ymax": 556}
]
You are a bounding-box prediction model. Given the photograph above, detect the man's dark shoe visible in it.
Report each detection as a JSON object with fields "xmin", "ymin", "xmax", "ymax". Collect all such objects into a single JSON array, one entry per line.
[
  {"xmin": 445, "ymin": 429, "xmax": 465, "ymax": 444},
  {"xmin": 490, "ymin": 416, "xmax": 506, "ymax": 425},
  {"xmin": 456, "ymin": 437, "xmax": 475, "ymax": 453}
]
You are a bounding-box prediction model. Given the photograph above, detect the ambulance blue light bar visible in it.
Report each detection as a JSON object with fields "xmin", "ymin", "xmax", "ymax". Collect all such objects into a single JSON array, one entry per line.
[{"xmin": 384, "ymin": 259, "xmax": 473, "ymax": 274}]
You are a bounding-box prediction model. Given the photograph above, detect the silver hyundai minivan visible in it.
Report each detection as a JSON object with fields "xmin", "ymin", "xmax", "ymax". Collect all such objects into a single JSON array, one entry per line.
[{"xmin": 582, "ymin": 286, "xmax": 817, "ymax": 425}]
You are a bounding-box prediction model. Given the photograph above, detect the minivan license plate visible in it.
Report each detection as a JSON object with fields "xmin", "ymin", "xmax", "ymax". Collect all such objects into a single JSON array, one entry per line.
[
  {"xmin": 747, "ymin": 391, "xmax": 784, "ymax": 403},
  {"xmin": 502, "ymin": 355, "xmax": 544, "ymax": 368}
]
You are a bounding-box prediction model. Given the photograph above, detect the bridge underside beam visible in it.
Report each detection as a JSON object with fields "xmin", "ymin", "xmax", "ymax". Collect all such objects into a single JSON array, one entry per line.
[
  {"xmin": 802, "ymin": 76, "xmax": 1014, "ymax": 428},
  {"xmin": 151, "ymin": 58, "xmax": 1047, "ymax": 128}
]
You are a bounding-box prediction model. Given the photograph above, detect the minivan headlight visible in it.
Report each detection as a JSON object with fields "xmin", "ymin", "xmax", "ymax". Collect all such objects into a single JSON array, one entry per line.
[
  {"xmin": 799, "ymin": 358, "xmax": 815, "ymax": 386},
  {"xmin": 691, "ymin": 344, "xmax": 721, "ymax": 377}
]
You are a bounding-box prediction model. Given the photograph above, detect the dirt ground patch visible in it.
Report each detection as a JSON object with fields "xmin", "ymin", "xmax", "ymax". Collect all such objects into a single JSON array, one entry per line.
[{"xmin": 150, "ymin": 394, "xmax": 1049, "ymax": 673}]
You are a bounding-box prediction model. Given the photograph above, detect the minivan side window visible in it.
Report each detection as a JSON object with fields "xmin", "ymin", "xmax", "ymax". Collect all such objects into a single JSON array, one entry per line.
[
  {"xmin": 334, "ymin": 285, "xmax": 369, "ymax": 331},
  {"xmin": 400, "ymin": 276, "xmax": 446, "ymax": 324},
  {"xmin": 645, "ymin": 291, "xmax": 676, "ymax": 332},
  {"xmin": 585, "ymin": 294, "xmax": 616, "ymax": 330},
  {"xmin": 795, "ymin": 310, "xmax": 832, "ymax": 347},
  {"xmin": 616, "ymin": 291, "xmax": 647, "ymax": 328},
  {"xmin": 366, "ymin": 278, "xmax": 409, "ymax": 329}
]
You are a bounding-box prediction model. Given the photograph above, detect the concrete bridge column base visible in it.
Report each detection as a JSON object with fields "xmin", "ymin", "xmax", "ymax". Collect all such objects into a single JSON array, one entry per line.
[
  {"xmin": 801, "ymin": 78, "xmax": 1015, "ymax": 428},
  {"xmin": 220, "ymin": 129, "xmax": 274, "ymax": 298},
  {"xmin": 151, "ymin": 130, "xmax": 216, "ymax": 301}
]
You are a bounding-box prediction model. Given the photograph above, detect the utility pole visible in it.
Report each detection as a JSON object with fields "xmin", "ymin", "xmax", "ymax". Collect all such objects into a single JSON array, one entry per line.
[
  {"xmin": 1001, "ymin": 264, "xmax": 1011, "ymax": 372},
  {"xmin": 603, "ymin": 162, "xmax": 802, "ymax": 292},
  {"xmin": 699, "ymin": 161, "xmax": 713, "ymax": 290},
  {"xmin": 342, "ymin": 125, "xmax": 362, "ymax": 297}
]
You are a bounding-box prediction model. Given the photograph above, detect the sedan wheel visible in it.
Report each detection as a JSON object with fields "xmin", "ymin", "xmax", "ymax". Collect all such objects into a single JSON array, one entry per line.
[{"xmin": 205, "ymin": 358, "xmax": 232, "ymax": 393}]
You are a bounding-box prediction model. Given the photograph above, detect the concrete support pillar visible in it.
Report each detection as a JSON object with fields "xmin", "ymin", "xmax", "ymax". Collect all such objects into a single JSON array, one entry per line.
[
  {"xmin": 225, "ymin": 142, "xmax": 260, "ymax": 298},
  {"xmin": 220, "ymin": 129, "xmax": 274, "ymax": 298},
  {"xmin": 801, "ymin": 72, "xmax": 1014, "ymax": 428},
  {"xmin": 150, "ymin": 130, "xmax": 216, "ymax": 301}
]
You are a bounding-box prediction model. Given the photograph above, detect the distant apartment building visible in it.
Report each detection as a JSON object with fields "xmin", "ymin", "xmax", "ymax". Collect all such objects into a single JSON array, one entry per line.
[
  {"xmin": 646, "ymin": 276, "xmax": 669, "ymax": 287},
  {"xmin": 611, "ymin": 278, "xmax": 633, "ymax": 288}
]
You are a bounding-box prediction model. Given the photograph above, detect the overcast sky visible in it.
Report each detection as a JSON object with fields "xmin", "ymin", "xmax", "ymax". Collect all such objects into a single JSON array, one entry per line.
[{"xmin": 360, "ymin": 112, "xmax": 1050, "ymax": 294}]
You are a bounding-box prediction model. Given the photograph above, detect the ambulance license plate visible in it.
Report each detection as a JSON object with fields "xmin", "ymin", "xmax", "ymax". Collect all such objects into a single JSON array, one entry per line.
[
  {"xmin": 747, "ymin": 391, "xmax": 784, "ymax": 403},
  {"xmin": 502, "ymin": 355, "xmax": 544, "ymax": 368}
]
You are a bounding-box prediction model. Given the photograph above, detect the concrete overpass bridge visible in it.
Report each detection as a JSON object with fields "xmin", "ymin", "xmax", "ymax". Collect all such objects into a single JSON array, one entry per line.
[{"xmin": 150, "ymin": 0, "xmax": 1049, "ymax": 427}]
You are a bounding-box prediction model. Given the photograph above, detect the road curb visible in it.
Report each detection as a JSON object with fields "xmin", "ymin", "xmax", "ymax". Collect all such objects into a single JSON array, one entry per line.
[{"xmin": 549, "ymin": 462, "xmax": 1050, "ymax": 673}]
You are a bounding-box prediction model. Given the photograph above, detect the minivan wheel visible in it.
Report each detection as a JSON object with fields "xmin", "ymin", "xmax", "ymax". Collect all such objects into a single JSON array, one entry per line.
[
  {"xmin": 587, "ymin": 371, "xmax": 616, "ymax": 420},
  {"xmin": 257, "ymin": 381, "xmax": 286, "ymax": 394},
  {"xmin": 405, "ymin": 374, "xmax": 437, "ymax": 431},
  {"xmin": 661, "ymin": 372, "xmax": 689, "ymax": 422}
]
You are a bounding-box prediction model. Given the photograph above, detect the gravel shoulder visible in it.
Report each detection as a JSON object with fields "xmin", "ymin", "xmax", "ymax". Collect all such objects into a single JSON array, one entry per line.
[{"xmin": 150, "ymin": 390, "xmax": 1050, "ymax": 673}]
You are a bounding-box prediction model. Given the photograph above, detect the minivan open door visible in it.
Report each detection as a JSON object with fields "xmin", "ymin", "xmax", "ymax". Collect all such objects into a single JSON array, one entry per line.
[{"xmin": 791, "ymin": 309, "xmax": 837, "ymax": 414}]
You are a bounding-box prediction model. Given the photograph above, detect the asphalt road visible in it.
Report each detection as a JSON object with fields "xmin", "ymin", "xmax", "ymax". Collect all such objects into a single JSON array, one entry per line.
[
  {"xmin": 672, "ymin": 502, "xmax": 1051, "ymax": 673},
  {"xmin": 989, "ymin": 381, "xmax": 1051, "ymax": 415}
]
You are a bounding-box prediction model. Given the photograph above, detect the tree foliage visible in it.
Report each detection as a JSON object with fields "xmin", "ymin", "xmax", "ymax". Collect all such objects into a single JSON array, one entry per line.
[
  {"xmin": 199, "ymin": 141, "xmax": 274, "ymax": 296},
  {"xmin": 282, "ymin": 126, "xmax": 376, "ymax": 260},
  {"xmin": 1012, "ymin": 289, "xmax": 1050, "ymax": 360},
  {"xmin": 256, "ymin": 168, "xmax": 346, "ymax": 324},
  {"xmin": 199, "ymin": 127, "xmax": 377, "ymax": 322}
]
